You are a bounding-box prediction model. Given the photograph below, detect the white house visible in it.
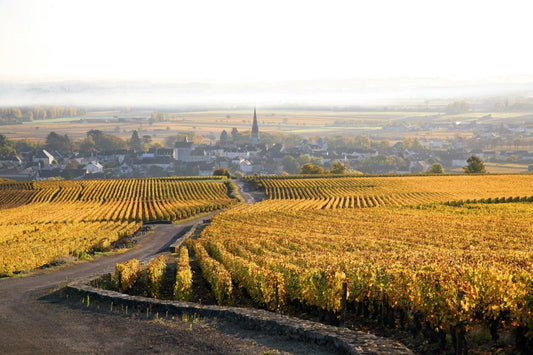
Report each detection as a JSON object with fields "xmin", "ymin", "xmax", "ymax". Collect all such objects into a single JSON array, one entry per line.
[
  {"xmin": 173, "ymin": 137, "xmax": 194, "ymax": 162},
  {"xmin": 342, "ymin": 149, "xmax": 378, "ymax": 162},
  {"xmin": 33, "ymin": 149, "xmax": 56, "ymax": 169},
  {"xmin": 219, "ymin": 150, "xmax": 250, "ymax": 159},
  {"xmin": 119, "ymin": 163, "xmax": 133, "ymax": 175},
  {"xmin": 85, "ymin": 161, "xmax": 104, "ymax": 173},
  {"xmin": 232, "ymin": 157, "xmax": 254, "ymax": 174}
]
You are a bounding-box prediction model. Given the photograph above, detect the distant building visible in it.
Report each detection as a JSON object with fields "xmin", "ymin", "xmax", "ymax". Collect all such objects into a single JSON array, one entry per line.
[
  {"xmin": 233, "ymin": 157, "xmax": 254, "ymax": 174},
  {"xmin": 198, "ymin": 162, "xmax": 215, "ymax": 176},
  {"xmin": 85, "ymin": 161, "xmax": 104, "ymax": 174},
  {"xmin": 409, "ymin": 161, "xmax": 429, "ymax": 173},
  {"xmin": 173, "ymin": 137, "xmax": 194, "ymax": 161},
  {"xmin": 33, "ymin": 149, "xmax": 56, "ymax": 169},
  {"xmin": 0, "ymin": 155, "xmax": 22, "ymax": 167},
  {"xmin": 250, "ymin": 108, "xmax": 259, "ymax": 146},
  {"xmin": 36, "ymin": 169, "xmax": 63, "ymax": 181}
]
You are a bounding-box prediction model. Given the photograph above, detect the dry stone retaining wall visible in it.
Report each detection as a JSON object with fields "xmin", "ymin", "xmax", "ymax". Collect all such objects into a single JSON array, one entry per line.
[{"xmin": 66, "ymin": 282, "xmax": 412, "ymax": 355}]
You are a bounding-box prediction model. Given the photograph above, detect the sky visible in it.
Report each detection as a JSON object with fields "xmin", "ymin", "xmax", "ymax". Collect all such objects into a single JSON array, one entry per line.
[{"xmin": 1, "ymin": 0, "xmax": 533, "ymax": 84}]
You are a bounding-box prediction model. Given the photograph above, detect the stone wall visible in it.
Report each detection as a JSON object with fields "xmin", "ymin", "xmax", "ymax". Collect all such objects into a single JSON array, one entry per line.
[
  {"xmin": 66, "ymin": 281, "xmax": 412, "ymax": 354},
  {"xmin": 168, "ymin": 223, "xmax": 197, "ymax": 253}
]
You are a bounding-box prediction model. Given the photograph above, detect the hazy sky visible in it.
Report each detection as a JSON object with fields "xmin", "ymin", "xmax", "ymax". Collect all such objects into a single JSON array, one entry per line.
[{"xmin": 1, "ymin": 0, "xmax": 532, "ymax": 82}]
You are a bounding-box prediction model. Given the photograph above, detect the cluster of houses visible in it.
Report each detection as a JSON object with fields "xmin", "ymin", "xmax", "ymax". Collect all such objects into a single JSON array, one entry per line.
[
  {"xmin": 2, "ymin": 133, "xmax": 533, "ymax": 181},
  {"xmin": 0, "ymin": 148, "xmax": 105, "ymax": 180},
  {"xmin": 2, "ymin": 111, "xmax": 533, "ymax": 180}
]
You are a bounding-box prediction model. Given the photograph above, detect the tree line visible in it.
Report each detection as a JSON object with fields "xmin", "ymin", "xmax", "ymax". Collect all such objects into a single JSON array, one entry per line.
[
  {"xmin": 0, "ymin": 129, "xmax": 159, "ymax": 161},
  {"xmin": 0, "ymin": 106, "xmax": 86, "ymax": 124}
]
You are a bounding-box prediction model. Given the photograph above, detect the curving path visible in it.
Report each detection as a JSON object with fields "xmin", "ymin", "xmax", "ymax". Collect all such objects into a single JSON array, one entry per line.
[
  {"xmin": 0, "ymin": 213, "xmax": 343, "ymax": 354},
  {"xmin": 0, "ymin": 216, "xmax": 312, "ymax": 354},
  {"xmin": 0, "ymin": 220, "xmax": 189, "ymax": 352},
  {"xmin": 0, "ymin": 192, "xmax": 410, "ymax": 354}
]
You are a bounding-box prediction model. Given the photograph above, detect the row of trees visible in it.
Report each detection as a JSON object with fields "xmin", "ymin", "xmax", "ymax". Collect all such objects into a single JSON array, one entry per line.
[
  {"xmin": 282, "ymin": 155, "xmax": 325, "ymax": 174},
  {"xmin": 0, "ymin": 106, "xmax": 85, "ymax": 124},
  {"xmin": 50, "ymin": 129, "xmax": 159, "ymax": 156},
  {"xmin": 299, "ymin": 161, "xmax": 347, "ymax": 174},
  {"xmin": 279, "ymin": 157, "xmax": 348, "ymax": 175},
  {"xmin": 0, "ymin": 129, "xmax": 159, "ymax": 161},
  {"xmin": 324, "ymin": 136, "xmax": 427, "ymax": 153},
  {"xmin": 280, "ymin": 153, "xmax": 486, "ymax": 175}
]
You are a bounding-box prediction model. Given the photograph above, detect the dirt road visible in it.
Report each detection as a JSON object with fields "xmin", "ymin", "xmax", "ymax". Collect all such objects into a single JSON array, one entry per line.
[{"xmin": 0, "ymin": 216, "xmax": 337, "ymax": 354}]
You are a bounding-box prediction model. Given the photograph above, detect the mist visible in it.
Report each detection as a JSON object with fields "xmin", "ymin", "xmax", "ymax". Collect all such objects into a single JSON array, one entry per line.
[{"xmin": 2, "ymin": 76, "xmax": 533, "ymax": 108}]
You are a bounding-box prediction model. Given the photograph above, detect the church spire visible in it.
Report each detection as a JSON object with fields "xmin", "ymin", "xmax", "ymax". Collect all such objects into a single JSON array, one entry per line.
[{"xmin": 251, "ymin": 107, "xmax": 259, "ymax": 145}]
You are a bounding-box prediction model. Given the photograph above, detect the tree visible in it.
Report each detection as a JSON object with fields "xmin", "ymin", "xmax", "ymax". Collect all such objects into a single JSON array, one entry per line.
[
  {"xmin": 297, "ymin": 155, "xmax": 311, "ymax": 165},
  {"xmin": 213, "ymin": 168, "xmax": 231, "ymax": 178},
  {"xmin": 220, "ymin": 130, "xmax": 229, "ymax": 143},
  {"xmin": 463, "ymin": 156, "xmax": 486, "ymax": 174},
  {"xmin": 330, "ymin": 161, "xmax": 347, "ymax": 174},
  {"xmin": 129, "ymin": 130, "xmax": 143, "ymax": 152},
  {"xmin": 79, "ymin": 136, "xmax": 97, "ymax": 154},
  {"xmin": 447, "ymin": 100, "xmax": 470, "ymax": 114},
  {"xmin": 310, "ymin": 156, "xmax": 323, "ymax": 166},
  {"xmin": 24, "ymin": 111, "xmax": 33, "ymax": 122},
  {"xmin": 358, "ymin": 155, "xmax": 404, "ymax": 174},
  {"xmin": 87, "ymin": 129, "xmax": 127, "ymax": 152},
  {"xmin": 45, "ymin": 132, "xmax": 74, "ymax": 156},
  {"xmin": 282, "ymin": 155, "xmax": 300, "ymax": 174},
  {"xmin": 87, "ymin": 129, "xmax": 104, "ymax": 143},
  {"xmin": 11, "ymin": 108, "xmax": 22, "ymax": 119},
  {"xmin": 300, "ymin": 163, "xmax": 324, "ymax": 174},
  {"xmin": 427, "ymin": 163, "xmax": 444, "ymax": 174},
  {"xmin": 0, "ymin": 145, "xmax": 15, "ymax": 159}
]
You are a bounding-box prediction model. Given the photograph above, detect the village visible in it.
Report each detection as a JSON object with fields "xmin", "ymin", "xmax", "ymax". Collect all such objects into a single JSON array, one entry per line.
[{"xmin": 1, "ymin": 107, "xmax": 533, "ymax": 181}]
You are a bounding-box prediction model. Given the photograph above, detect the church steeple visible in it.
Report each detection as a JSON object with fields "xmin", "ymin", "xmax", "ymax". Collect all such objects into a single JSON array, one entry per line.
[{"xmin": 250, "ymin": 107, "xmax": 259, "ymax": 145}]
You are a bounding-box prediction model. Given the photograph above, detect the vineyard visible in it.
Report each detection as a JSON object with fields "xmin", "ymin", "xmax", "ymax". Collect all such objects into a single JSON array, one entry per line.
[
  {"xmin": 190, "ymin": 200, "xmax": 533, "ymax": 351},
  {"xmin": 251, "ymin": 174, "xmax": 533, "ymax": 209},
  {"xmin": 181, "ymin": 174, "xmax": 533, "ymax": 352},
  {"xmin": 4, "ymin": 172, "xmax": 533, "ymax": 351},
  {"xmin": 0, "ymin": 177, "xmax": 236, "ymax": 275}
]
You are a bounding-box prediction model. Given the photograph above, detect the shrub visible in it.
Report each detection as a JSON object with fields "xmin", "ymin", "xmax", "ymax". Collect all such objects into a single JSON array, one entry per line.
[
  {"xmin": 145, "ymin": 254, "xmax": 167, "ymax": 298},
  {"xmin": 113, "ymin": 258, "xmax": 140, "ymax": 292},
  {"xmin": 174, "ymin": 246, "xmax": 193, "ymax": 301}
]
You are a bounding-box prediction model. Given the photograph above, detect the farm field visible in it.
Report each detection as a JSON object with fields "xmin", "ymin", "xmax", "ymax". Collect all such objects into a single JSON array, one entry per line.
[
  {"xmin": 252, "ymin": 174, "xmax": 533, "ymax": 209},
  {"xmin": 0, "ymin": 109, "xmax": 410, "ymax": 143},
  {"xmin": 3, "ymin": 173, "xmax": 533, "ymax": 352},
  {"xmin": 477, "ymin": 162, "xmax": 530, "ymax": 174},
  {"xmin": 4, "ymin": 108, "xmax": 531, "ymax": 145},
  {"xmin": 195, "ymin": 202, "xmax": 533, "ymax": 330},
  {"xmin": 0, "ymin": 177, "xmax": 235, "ymax": 275},
  {"xmin": 6, "ymin": 108, "xmax": 531, "ymax": 143},
  {"xmin": 177, "ymin": 174, "xmax": 533, "ymax": 352}
]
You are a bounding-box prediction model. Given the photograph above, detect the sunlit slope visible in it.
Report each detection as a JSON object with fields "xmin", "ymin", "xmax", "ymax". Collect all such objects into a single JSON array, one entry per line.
[
  {"xmin": 194, "ymin": 200, "xmax": 533, "ymax": 342},
  {"xmin": 0, "ymin": 177, "xmax": 236, "ymax": 275},
  {"xmin": 252, "ymin": 174, "xmax": 533, "ymax": 209}
]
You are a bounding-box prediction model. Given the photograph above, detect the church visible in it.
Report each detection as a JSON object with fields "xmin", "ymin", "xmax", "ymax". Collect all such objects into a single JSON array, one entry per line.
[
  {"xmin": 250, "ymin": 107, "xmax": 259, "ymax": 146},
  {"xmin": 218, "ymin": 107, "xmax": 260, "ymax": 147}
]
